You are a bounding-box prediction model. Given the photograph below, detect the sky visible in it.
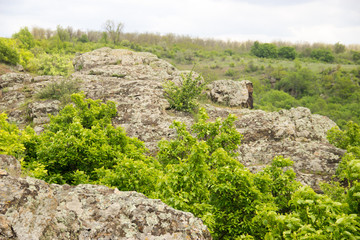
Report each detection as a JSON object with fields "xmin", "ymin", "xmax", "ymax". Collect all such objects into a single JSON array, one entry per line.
[{"xmin": 0, "ymin": 0, "xmax": 359, "ymax": 45}]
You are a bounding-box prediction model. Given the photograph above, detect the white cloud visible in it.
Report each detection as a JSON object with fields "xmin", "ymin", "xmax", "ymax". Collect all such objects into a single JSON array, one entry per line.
[{"xmin": 0, "ymin": 0, "xmax": 359, "ymax": 44}]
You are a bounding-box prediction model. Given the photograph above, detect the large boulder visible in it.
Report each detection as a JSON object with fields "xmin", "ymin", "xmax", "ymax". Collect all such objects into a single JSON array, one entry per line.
[
  {"xmin": 207, "ymin": 80, "xmax": 253, "ymax": 108},
  {"xmin": 206, "ymin": 106, "xmax": 345, "ymax": 191},
  {"xmin": 0, "ymin": 157, "xmax": 211, "ymax": 240}
]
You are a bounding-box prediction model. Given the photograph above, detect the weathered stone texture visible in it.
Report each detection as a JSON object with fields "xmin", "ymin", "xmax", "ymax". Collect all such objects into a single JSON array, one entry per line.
[{"xmin": 0, "ymin": 157, "xmax": 211, "ymax": 240}]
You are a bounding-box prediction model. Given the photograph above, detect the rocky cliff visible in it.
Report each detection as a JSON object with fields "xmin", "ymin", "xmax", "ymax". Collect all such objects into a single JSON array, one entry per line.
[
  {"xmin": 0, "ymin": 155, "xmax": 211, "ymax": 240},
  {"xmin": 0, "ymin": 47, "xmax": 344, "ymax": 191}
]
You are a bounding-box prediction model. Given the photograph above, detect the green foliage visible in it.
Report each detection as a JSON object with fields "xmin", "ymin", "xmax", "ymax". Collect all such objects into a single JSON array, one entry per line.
[
  {"xmin": 22, "ymin": 93, "xmax": 151, "ymax": 185},
  {"xmin": 12, "ymin": 27, "xmax": 35, "ymax": 50},
  {"xmin": 311, "ymin": 49, "xmax": 335, "ymax": 62},
  {"xmin": 0, "ymin": 38, "xmax": 20, "ymax": 65},
  {"xmin": 328, "ymin": 121, "xmax": 360, "ymax": 187},
  {"xmin": 224, "ymin": 68, "xmax": 236, "ymax": 76},
  {"xmin": 255, "ymin": 156, "xmax": 301, "ymax": 213},
  {"xmin": 256, "ymin": 89, "xmax": 299, "ymax": 111},
  {"xmin": 258, "ymin": 186, "xmax": 360, "ymax": 239},
  {"xmin": 251, "ymin": 41, "xmax": 278, "ymax": 58},
  {"xmin": 0, "ymin": 113, "xmax": 25, "ymax": 158},
  {"xmin": 163, "ymin": 71, "xmax": 204, "ymax": 112},
  {"xmin": 276, "ymin": 65, "xmax": 315, "ymax": 98},
  {"xmin": 29, "ymin": 53, "xmax": 73, "ymax": 76},
  {"xmin": 278, "ymin": 46, "xmax": 296, "ymax": 60},
  {"xmin": 211, "ymin": 165, "xmax": 261, "ymax": 239},
  {"xmin": 78, "ymin": 34, "xmax": 89, "ymax": 43},
  {"xmin": 36, "ymin": 78, "xmax": 81, "ymax": 104},
  {"xmin": 352, "ymin": 51, "xmax": 360, "ymax": 63},
  {"xmin": 334, "ymin": 42, "xmax": 346, "ymax": 54}
]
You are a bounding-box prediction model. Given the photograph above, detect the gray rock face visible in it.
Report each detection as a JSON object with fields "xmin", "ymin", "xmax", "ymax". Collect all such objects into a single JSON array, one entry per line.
[
  {"xmin": 207, "ymin": 80, "xmax": 253, "ymax": 108},
  {"xmin": 205, "ymin": 106, "xmax": 345, "ymax": 191},
  {"xmin": 0, "ymin": 47, "xmax": 344, "ymax": 190},
  {"xmin": 0, "ymin": 155, "xmax": 21, "ymax": 177},
  {"xmin": 0, "ymin": 157, "xmax": 211, "ymax": 240}
]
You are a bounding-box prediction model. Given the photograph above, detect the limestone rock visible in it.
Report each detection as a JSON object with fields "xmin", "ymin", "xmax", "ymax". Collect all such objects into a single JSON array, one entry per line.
[
  {"xmin": 0, "ymin": 157, "xmax": 211, "ymax": 240},
  {"xmin": 27, "ymin": 100, "xmax": 61, "ymax": 125},
  {"xmin": 0, "ymin": 73, "xmax": 32, "ymax": 88},
  {"xmin": 207, "ymin": 80, "xmax": 253, "ymax": 108},
  {"xmin": 0, "ymin": 155, "xmax": 21, "ymax": 177},
  {"xmin": 205, "ymin": 105, "xmax": 345, "ymax": 191},
  {"xmin": 0, "ymin": 48, "xmax": 345, "ymax": 191}
]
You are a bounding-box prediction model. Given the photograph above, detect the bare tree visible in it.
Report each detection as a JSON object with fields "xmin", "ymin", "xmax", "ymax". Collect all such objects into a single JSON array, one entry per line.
[
  {"xmin": 31, "ymin": 27, "xmax": 46, "ymax": 39},
  {"xmin": 103, "ymin": 20, "xmax": 124, "ymax": 44},
  {"xmin": 45, "ymin": 28, "xmax": 53, "ymax": 39},
  {"xmin": 66, "ymin": 26, "xmax": 75, "ymax": 41}
]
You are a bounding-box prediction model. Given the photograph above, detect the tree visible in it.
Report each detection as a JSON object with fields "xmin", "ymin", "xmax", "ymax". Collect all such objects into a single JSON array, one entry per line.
[
  {"xmin": 0, "ymin": 38, "xmax": 20, "ymax": 65},
  {"xmin": 310, "ymin": 48, "xmax": 335, "ymax": 62},
  {"xmin": 12, "ymin": 27, "xmax": 35, "ymax": 49},
  {"xmin": 251, "ymin": 41, "xmax": 278, "ymax": 58},
  {"xmin": 334, "ymin": 42, "xmax": 346, "ymax": 54},
  {"xmin": 278, "ymin": 46, "xmax": 296, "ymax": 60},
  {"xmin": 55, "ymin": 25, "xmax": 70, "ymax": 42},
  {"xmin": 103, "ymin": 20, "xmax": 124, "ymax": 44}
]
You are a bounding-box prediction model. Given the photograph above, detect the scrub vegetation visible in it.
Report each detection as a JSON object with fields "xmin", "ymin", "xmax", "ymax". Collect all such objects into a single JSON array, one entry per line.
[{"xmin": 1, "ymin": 22, "xmax": 360, "ymax": 239}]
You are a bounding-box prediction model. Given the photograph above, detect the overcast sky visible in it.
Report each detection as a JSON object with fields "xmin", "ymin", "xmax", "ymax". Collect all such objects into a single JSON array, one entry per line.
[{"xmin": 1, "ymin": 0, "xmax": 359, "ymax": 45}]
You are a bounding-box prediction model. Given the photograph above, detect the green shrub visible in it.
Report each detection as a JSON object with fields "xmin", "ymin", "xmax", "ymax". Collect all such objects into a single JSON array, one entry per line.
[
  {"xmin": 29, "ymin": 53, "xmax": 73, "ymax": 76},
  {"xmin": 278, "ymin": 46, "xmax": 296, "ymax": 60},
  {"xmin": 12, "ymin": 27, "xmax": 35, "ymax": 50},
  {"xmin": 352, "ymin": 51, "xmax": 360, "ymax": 63},
  {"xmin": 256, "ymin": 90, "xmax": 299, "ymax": 111},
  {"xmin": 0, "ymin": 38, "xmax": 20, "ymax": 65},
  {"xmin": 251, "ymin": 41, "xmax": 278, "ymax": 58},
  {"xmin": 163, "ymin": 71, "xmax": 204, "ymax": 112},
  {"xmin": 36, "ymin": 78, "xmax": 81, "ymax": 104},
  {"xmin": 310, "ymin": 49, "xmax": 335, "ymax": 62},
  {"xmin": 22, "ymin": 93, "xmax": 152, "ymax": 186},
  {"xmin": 334, "ymin": 42, "xmax": 346, "ymax": 54},
  {"xmin": 0, "ymin": 113, "xmax": 26, "ymax": 158},
  {"xmin": 225, "ymin": 68, "xmax": 236, "ymax": 76}
]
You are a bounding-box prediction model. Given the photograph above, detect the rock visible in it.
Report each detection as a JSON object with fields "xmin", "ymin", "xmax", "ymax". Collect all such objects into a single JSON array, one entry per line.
[
  {"xmin": 0, "ymin": 155, "xmax": 21, "ymax": 177},
  {"xmin": 0, "ymin": 48, "xmax": 345, "ymax": 190},
  {"xmin": 207, "ymin": 80, "xmax": 253, "ymax": 108},
  {"xmin": 15, "ymin": 64, "xmax": 24, "ymax": 72},
  {"xmin": 205, "ymin": 105, "xmax": 345, "ymax": 191},
  {"xmin": 0, "ymin": 73, "xmax": 32, "ymax": 88},
  {"xmin": 27, "ymin": 100, "xmax": 61, "ymax": 125},
  {"xmin": 0, "ymin": 157, "xmax": 211, "ymax": 240}
]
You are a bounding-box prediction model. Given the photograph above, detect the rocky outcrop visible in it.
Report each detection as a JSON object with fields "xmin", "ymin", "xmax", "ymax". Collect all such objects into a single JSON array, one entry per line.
[
  {"xmin": 207, "ymin": 80, "xmax": 253, "ymax": 108},
  {"xmin": 205, "ymin": 106, "xmax": 345, "ymax": 191},
  {"xmin": 0, "ymin": 156, "xmax": 211, "ymax": 240},
  {"xmin": 0, "ymin": 155, "xmax": 21, "ymax": 178},
  {"xmin": 0, "ymin": 47, "xmax": 344, "ymax": 190}
]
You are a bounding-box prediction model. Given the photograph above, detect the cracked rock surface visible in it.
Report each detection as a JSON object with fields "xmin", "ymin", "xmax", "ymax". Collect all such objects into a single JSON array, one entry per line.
[{"xmin": 0, "ymin": 156, "xmax": 211, "ymax": 240}]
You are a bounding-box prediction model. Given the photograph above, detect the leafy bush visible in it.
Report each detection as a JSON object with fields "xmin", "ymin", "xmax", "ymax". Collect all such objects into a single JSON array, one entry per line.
[
  {"xmin": 163, "ymin": 71, "xmax": 204, "ymax": 112},
  {"xmin": 0, "ymin": 113, "xmax": 26, "ymax": 158},
  {"xmin": 251, "ymin": 41, "xmax": 278, "ymax": 58},
  {"xmin": 311, "ymin": 49, "xmax": 335, "ymax": 62},
  {"xmin": 12, "ymin": 27, "xmax": 35, "ymax": 50},
  {"xmin": 224, "ymin": 68, "xmax": 236, "ymax": 76},
  {"xmin": 22, "ymin": 93, "xmax": 153, "ymax": 186},
  {"xmin": 334, "ymin": 42, "xmax": 346, "ymax": 54},
  {"xmin": 29, "ymin": 53, "xmax": 73, "ymax": 76},
  {"xmin": 278, "ymin": 46, "xmax": 296, "ymax": 60},
  {"xmin": 256, "ymin": 90, "xmax": 299, "ymax": 111},
  {"xmin": 352, "ymin": 51, "xmax": 360, "ymax": 63},
  {"xmin": 36, "ymin": 78, "xmax": 81, "ymax": 104},
  {"xmin": 0, "ymin": 38, "xmax": 20, "ymax": 65},
  {"xmin": 275, "ymin": 65, "xmax": 315, "ymax": 98}
]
